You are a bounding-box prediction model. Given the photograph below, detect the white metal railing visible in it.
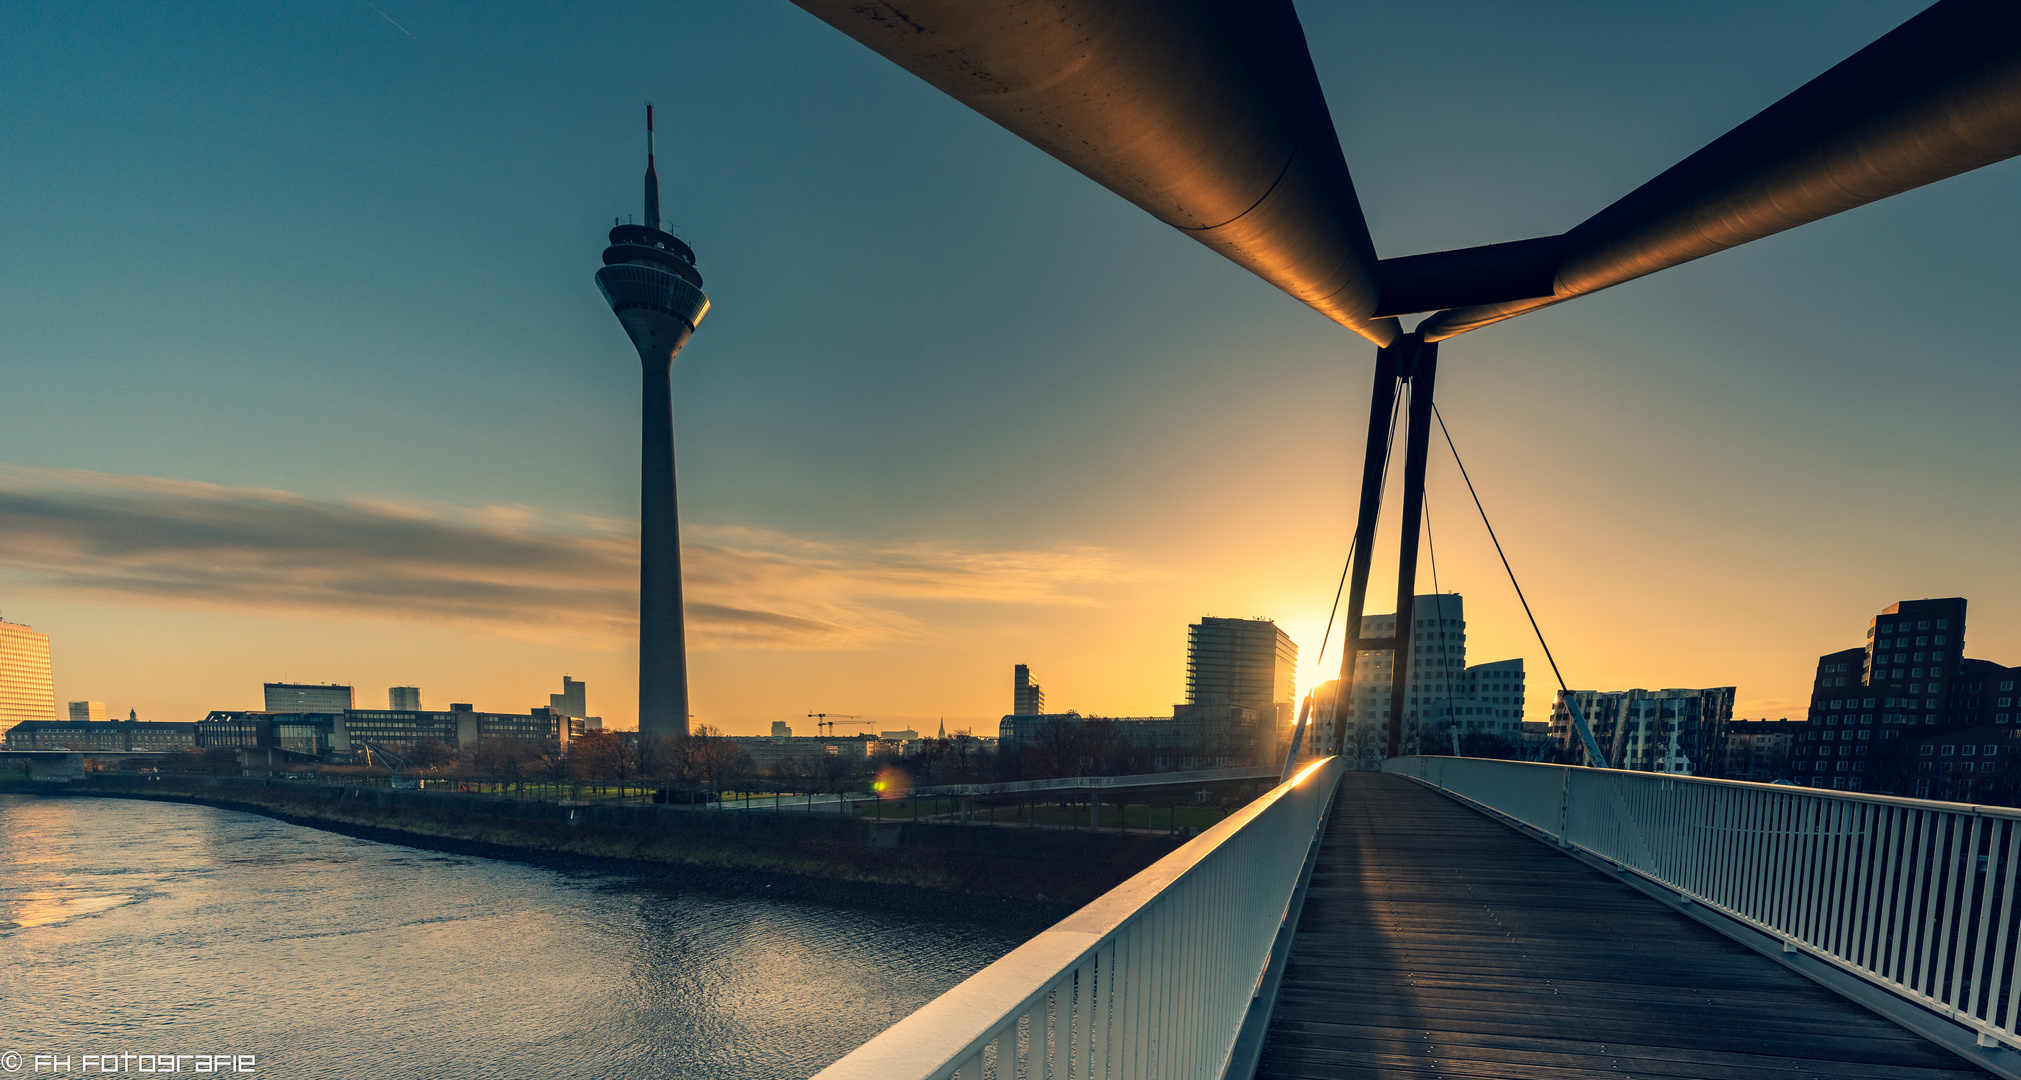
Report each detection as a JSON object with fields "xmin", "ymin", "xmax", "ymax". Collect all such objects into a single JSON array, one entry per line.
[
  {"xmin": 1386, "ymin": 756, "xmax": 2021, "ymax": 1050},
  {"xmin": 811, "ymin": 757, "xmax": 1345, "ymax": 1080}
]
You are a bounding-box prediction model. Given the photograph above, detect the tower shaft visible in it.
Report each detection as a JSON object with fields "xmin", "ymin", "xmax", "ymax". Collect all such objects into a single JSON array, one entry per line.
[
  {"xmin": 638, "ymin": 351, "xmax": 688, "ymax": 737},
  {"xmin": 595, "ymin": 105, "xmax": 710, "ymax": 739}
]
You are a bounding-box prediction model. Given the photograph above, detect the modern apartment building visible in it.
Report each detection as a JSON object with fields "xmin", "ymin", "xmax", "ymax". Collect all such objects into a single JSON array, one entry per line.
[
  {"xmin": 1902, "ymin": 724, "xmax": 2017, "ymax": 802},
  {"xmin": 200, "ymin": 702, "xmax": 587, "ymax": 761},
  {"xmin": 3, "ymin": 716, "xmax": 196, "ymax": 751},
  {"xmin": 0, "ymin": 620, "xmax": 56, "ymax": 734},
  {"xmin": 264, "ymin": 683, "xmax": 354, "ymax": 713},
  {"xmin": 1720, "ymin": 719, "xmax": 1803, "ymax": 781},
  {"xmin": 1186, "ymin": 617, "xmax": 1296, "ymax": 721},
  {"xmin": 68, "ymin": 700, "xmax": 108, "ymax": 723},
  {"xmin": 389, "ymin": 686, "xmax": 422, "ymax": 711},
  {"xmin": 1331, "ymin": 595, "xmax": 1526, "ymax": 760},
  {"xmin": 1549, "ymin": 687, "xmax": 1736, "ymax": 774},
  {"xmin": 549, "ymin": 676, "xmax": 586, "ymax": 718},
  {"xmin": 1014, "ymin": 664, "xmax": 1045, "ymax": 716},
  {"xmin": 1790, "ymin": 598, "xmax": 2020, "ymax": 793},
  {"xmin": 1457, "ymin": 659, "xmax": 1527, "ymax": 735}
]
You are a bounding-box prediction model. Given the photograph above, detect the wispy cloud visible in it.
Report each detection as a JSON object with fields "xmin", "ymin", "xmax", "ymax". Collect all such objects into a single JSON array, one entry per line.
[{"xmin": 0, "ymin": 465, "xmax": 1143, "ymax": 648}]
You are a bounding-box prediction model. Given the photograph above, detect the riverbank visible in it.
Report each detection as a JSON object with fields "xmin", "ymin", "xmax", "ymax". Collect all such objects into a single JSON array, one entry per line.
[{"xmin": 4, "ymin": 774, "xmax": 1190, "ymax": 918}]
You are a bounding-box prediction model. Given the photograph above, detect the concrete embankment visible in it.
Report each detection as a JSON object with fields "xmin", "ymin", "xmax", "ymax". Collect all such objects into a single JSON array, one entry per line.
[{"xmin": 5, "ymin": 775, "xmax": 1188, "ymax": 916}]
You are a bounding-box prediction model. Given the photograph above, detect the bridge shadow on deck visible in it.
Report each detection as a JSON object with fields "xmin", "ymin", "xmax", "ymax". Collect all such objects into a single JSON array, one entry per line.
[{"xmin": 1255, "ymin": 772, "xmax": 1991, "ymax": 1080}]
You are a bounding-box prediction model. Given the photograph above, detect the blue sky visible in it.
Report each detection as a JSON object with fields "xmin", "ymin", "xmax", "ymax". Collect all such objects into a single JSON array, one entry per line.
[{"xmin": 2, "ymin": 1, "xmax": 2016, "ymax": 731}]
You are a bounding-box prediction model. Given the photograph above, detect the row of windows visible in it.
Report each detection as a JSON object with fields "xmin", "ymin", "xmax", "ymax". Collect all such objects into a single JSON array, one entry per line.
[
  {"xmin": 1875, "ymin": 651, "xmax": 1946, "ymax": 664},
  {"xmin": 1875, "ymin": 618, "xmax": 1951, "ymax": 634},
  {"xmin": 1946, "ymin": 681, "xmax": 2016, "ymax": 694},
  {"xmin": 1837, "ymin": 695, "xmax": 1931, "ymax": 709},
  {"xmin": 1816, "ymin": 713, "xmax": 1933, "ymax": 726},
  {"xmin": 1923, "ymin": 743, "xmax": 2007, "ymax": 756},
  {"xmin": 1876, "ymin": 634, "xmax": 1948, "ymax": 649}
]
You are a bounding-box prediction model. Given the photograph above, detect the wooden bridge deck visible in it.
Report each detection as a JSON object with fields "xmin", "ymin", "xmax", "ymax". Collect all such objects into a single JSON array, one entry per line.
[{"xmin": 1254, "ymin": 772, "xmax": 1991, "ymax": 1080}]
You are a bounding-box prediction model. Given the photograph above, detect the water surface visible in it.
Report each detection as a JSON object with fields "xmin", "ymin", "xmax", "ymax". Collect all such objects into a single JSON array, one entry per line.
[{"xmin": 0, "ymin": 794, "xmax": 1026, "ymax": 1078}]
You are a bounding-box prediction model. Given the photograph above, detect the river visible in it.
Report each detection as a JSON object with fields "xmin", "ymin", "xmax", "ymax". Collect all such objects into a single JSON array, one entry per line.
[{"xmin": 0, "ymin": 793, "xmax": 1030, "ymax": 1079}]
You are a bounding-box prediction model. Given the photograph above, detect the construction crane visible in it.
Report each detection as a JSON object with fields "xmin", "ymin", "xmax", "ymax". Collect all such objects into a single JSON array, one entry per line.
[
  {"xmin": 807, "ymin": 712, "xmax": 870, "ymax": 736},
  {"xmin": 360, "ymin": 740, "xmax": 419, "ymax": 790}
]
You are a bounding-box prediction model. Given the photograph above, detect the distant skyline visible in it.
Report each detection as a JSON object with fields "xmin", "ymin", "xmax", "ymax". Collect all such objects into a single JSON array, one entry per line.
[{"xmin": 3, "ymin": 1, "xmax": 2018, "ymax": 734}]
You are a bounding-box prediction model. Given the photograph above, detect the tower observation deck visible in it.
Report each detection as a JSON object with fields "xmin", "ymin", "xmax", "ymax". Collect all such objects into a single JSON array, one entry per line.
[{"xmin": 594, "ymin": 104, "xmax": 710, "ymax": 738}]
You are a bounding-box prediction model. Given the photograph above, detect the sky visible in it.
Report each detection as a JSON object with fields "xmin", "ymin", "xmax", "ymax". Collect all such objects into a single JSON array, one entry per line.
[{"xmin": 2, "ymin": 1, "xmax": 2017, "ymax": 735}]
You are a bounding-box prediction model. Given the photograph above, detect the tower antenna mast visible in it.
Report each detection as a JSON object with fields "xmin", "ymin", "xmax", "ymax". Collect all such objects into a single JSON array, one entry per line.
[{"xmin": 644, "ymin": 102, "xmax": 661, "ymax": 231}]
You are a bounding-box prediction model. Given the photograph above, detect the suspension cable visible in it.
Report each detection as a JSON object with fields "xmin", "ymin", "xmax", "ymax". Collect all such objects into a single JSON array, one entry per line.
[
  {"xmin": 1313, "ymin": 382, "xmax": 1403, "ymax": 669},
  {"xmin": 1430, "ymin": 401, "xmax": 1606, "ymax": 766},
  {"xmin": 1423, "ymin": 491, "xmax": 1456, "ymax": 742}
]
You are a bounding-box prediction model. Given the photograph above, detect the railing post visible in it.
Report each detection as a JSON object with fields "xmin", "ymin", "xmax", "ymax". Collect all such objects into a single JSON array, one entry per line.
[{"xmin": 1557, "ymin": 766, "xmax": 1574, "ymax": 847}]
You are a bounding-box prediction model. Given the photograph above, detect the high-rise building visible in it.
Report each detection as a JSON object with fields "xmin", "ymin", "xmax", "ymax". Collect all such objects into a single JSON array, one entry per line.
[
  {"xmin": 264, "ymin": 683, "xmax": 354, "ymax": 712},
  {"xmin": 1550, "ymin": 687, "xmax": 1736, "ymax": 774},
  {"xmin": 68, "ymin": 700, "xmax": 108, "ymax": 723},
  {"xmin": 0, "ymin": 620, "xmax": 57, "ymax": 733},
  {"xmin": 549, "ymin": 676, "xmax": 586, "ymax": 718},
  {"xmin": 1014, "ymin": 664, "xmax": 1045, "ymax": 716},
  {"xmin": 389, "ymin": 686, "xmax": 421, "ymax": 711},
  {"xmin": 595, "ymin": 105, "xmax": 712, "ymax": 740},
  {"xmin": 1338, "ymin": 595, "xmax": 1513, "ymax": 760},
  {"xmin": 1788, "ymin": 597, "xmax": 2021, "ymax": 794},
  {"xmin": 1186, "ymin": 617, "xmax": 1296, "ymax": 718},
  {"xmin": 1457, "ymin": 658, "xmax": 1527, "ymax": 735}
]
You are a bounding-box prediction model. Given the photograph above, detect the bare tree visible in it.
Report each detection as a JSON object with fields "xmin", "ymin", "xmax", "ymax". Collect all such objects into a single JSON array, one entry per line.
[
  {"xmin": 570, "ymin": 730, "xmax": 635, "ymax": 795},
  {"xmin": 469, "ymin": 739, "xmax": 530, "ymax": 794},
  {"xmin": 766, "ymin": 756, "xmax": 813, "ymax": 807},
  {"xmin": 686, "ymin": 725, "xmax": 748, "ymax": 801},
  {"xmin": 406, "ymin": 738, "xmax": 456, "ymax": 773},
  {"xmin": 1027, "ymin": 716, "xmax": 1084, "ymax": 779},
  {"xmin": 522, "ymin": 740, "xmax": 571, "ymax": 796},
  {"xmin": 814, "ymin": 751, "xmax": 861, "ymax": 812}
]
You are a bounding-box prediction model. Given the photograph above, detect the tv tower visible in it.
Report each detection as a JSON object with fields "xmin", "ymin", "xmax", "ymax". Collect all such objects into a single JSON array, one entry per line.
[{"xmin": 595, "ymin": 104, "xmax": 711, "ymax": 738}]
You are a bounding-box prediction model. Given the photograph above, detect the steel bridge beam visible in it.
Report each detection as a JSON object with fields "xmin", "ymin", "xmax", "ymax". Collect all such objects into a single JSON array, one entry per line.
[
  {"xmin": 786, "ymin": 0, "xmax": 1400, "ymax": 346},
  {"xmin": 1418, "ymin": 0, "xmax": 2021, "ymax": 339}
]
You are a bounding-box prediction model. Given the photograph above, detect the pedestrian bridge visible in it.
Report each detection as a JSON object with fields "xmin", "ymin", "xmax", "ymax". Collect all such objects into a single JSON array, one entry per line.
[{"xmin": 814, "ymin": 758, "xmax": 2021, "ymax": 1080}]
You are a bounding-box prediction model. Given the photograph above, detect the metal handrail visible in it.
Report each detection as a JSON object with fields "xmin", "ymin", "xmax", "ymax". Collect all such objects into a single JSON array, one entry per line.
[
  {"xmin": 811, "ymin": 757, "xmax": 1345, "ymax": 1080},
  {"xmin": 1387, "ymin": 756, "xmax": 2021, "ymax": 1051},
  {"xmin": 909, "ymin": 764, "xmax": 1282, "ymax": 798}
]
